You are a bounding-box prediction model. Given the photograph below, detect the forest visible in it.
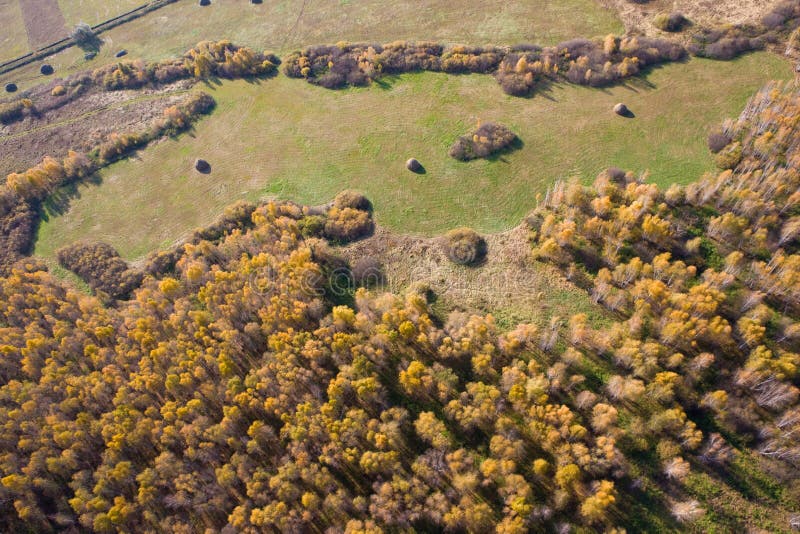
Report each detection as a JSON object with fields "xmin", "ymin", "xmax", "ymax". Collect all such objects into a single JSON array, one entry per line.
[{"xmin": 1, "ymin": 2, "xmax": 800, "ymax": 532}]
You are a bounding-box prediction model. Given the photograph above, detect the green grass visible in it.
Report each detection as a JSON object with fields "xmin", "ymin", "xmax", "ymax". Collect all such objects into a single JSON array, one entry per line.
[
  {"xmin": 0, "ymin": 1, "xmax": 31, "ymax": 62},
  {"xmin": 33, "ymin": 52, "xmax": 790, "ymax": 261},
  {"xmin": 1, "ymin": 0, "xmax": 622, "ymax": 91},
  {"xmin": 57, "ymin": 0, "xmax": 146, "ymax": 27}
]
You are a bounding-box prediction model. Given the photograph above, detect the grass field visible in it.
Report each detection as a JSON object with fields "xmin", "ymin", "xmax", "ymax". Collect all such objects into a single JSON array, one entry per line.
[
  {"xmin": 0, "ymin": 0, "xmax": 31, "ymax": 61},
  {"xmin": 1, "ymin": 0, "xmax": 622, "ymax": 91},
  {"xmin": 57, "ymin": 0, "xmax": 145, "ymax": 26},
  {"xmin": 33, "ymin": 52, "xmax": 790, "ymax": 261}
]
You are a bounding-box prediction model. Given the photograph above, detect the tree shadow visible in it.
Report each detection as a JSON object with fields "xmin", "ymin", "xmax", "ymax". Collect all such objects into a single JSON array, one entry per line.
[
  {"xmin": 40, "ymin": 174, "xmax": 104, "ymax": 220},
  {"xmin": 373, "ymin": 74, "xmax": 403, "ymax": 90},
  {"xmin": 512, "ymin": 77, "xmax": 558, "ymax": 101}
]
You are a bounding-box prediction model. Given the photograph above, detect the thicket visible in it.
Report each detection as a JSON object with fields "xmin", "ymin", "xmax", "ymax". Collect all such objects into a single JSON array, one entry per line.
[
  {"xmin": 56, "ymin": 242, "xmax": 143, "ymax": 299},
  {"xmin": 284, "ymin": 37, "xmax": 685, "ymax": 97},
  {"xmin": 449, "ymin": 122, "xmax": 517, "ymax": 160},
  {"xmin": 687, "ymin": 1, "xmax": 800, "ymax": 59},
  {"xmin": 94, "ymin": 40, "xmax": 280, "ymax": 90}
]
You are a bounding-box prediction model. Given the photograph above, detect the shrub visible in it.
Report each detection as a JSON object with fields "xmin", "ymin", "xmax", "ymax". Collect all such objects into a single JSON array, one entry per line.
[
  {"xmin": 442, "ymin": 227, "xmax": 487, "ymax": 265},
  {"xmin": 704, "ymin": 37, "xmax": 761, "ymax": 59},
  {"xmin": 57, "ymin": 242, "xmax": 143, "ymax": 299},
  {"xmin": 763, "ymin": 11, "xmax": 788, "ymax": 29},
  {"xmin": 51, "ymin": 85, "xmax": 66, "ymax": 97},
  {"xmin": 715, "ymin": 142, "xmax": 743, "ymax": 170},
  {"xmin": 449, "ymin": 122, "xmax": 518, "ymax": 161},
  {"xmin": 654, "ymin": 12, "xmax": 688, "ymax": 32},
  {"xmin": 324, "ymin": 207, "xmax": 374, "ymax": 243},
  {"xmin": 333, "ymin": 190, "xmax": 371, "ymax": 211},
  {"xmin": 298, "ymin": 215, "xmax": 326, "ymax": 238},
  {"xmin": 707, "ymin": 132, "xmax": 731, "ymax": 153}
]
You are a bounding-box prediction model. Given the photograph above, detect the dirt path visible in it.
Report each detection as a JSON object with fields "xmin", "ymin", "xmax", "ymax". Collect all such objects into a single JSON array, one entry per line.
[{"xmin": 19, "ymin": 0, "xmax": 69, "ymax": 49}]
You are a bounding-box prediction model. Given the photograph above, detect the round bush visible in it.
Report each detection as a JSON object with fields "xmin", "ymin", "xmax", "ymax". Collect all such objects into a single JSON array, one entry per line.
[
  {"xmin": 40, "ymin": 64, "xmax": 54, "ymax": 75},
  {"xmin": 5, "ymin": 83, "xmax": 17, "ymax": 93},
  {"xmin": 442, "ymin": 228, "xmax": 487, "ymax": 265},
  {"xmin": 654, "ymin": 12, "xmax": 687, "ymax": 32},
  {"xmin": 324, "ymin": 207, "xmax": 374, "ymax": 243},
  {"xmin": 448, "ymin": 122, "xmax": 518, "ymax": 161},
  {"xmin": 333, "ymin": 190, "xmax": 371, "ymax": 211},
  {"xmin": 115, "ymin": 49, "xmax": 128, "ymax": 58}
]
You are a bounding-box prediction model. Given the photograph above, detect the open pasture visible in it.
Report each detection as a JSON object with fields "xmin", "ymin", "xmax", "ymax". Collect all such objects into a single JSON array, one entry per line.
[{"xmin": 33, "ymin": 52, "xmax": 791, "ymax": 261}]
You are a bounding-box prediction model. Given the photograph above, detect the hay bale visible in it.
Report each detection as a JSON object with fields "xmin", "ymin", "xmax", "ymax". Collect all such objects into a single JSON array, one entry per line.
[
  {"xmin": 613, "ymin": 103, "xmax": 629, "ymax": 116},
  {"xmin": 406, "ymin": 158, "xmax": 423, "ymax": 173},
  {"xmin": 115, "ymin": 50, "xmax": 128, "ymax": 58},
  {"xmin": 40, "ymin": 64, "xmax": 54, "ymax": 75},
  {"xmin": 4, "ymin": 83, "xmax": 17, "ymax": 93},
  {"xmin": 195, "ymin": 159, "xmax": 211, "ymax": 173},
  {"xmin": 199, "ymin": 0, "xmax": 211, "ymax": 5}
]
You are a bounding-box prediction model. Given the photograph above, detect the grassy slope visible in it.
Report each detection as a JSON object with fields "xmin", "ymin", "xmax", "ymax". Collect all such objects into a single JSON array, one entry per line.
[
  {"xmin": 34, "ymin": 52, "xmax": 790, "ymax": 261},
  {"xmin": 0, "ymin": 1, "xmax": 31, "ymax": 62},
  {"xmin": 0, "ymin": 0, "xmax": 622, "ymax": 91},
  {"xmin": 57, "ymin": 0, "xmax": 145, "ymax": 26}
]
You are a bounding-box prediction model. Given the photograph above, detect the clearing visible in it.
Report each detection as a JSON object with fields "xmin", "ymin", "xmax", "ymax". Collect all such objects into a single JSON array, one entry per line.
[{"xmin": 33, "ymin": 52, "xmax": 791, "ymax": 261}]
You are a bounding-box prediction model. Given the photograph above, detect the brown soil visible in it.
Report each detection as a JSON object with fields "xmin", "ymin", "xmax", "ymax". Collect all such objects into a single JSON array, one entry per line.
[
  {"xmin": 339, "ymin": 224, "xmax": 607, "ymax": 328},
  {"xmin": 0, "ymin": 79, "xmax": 192, "ymax": 176},
  {"xmin": 600, "ymin": 0, "xmax": 782, "ymax": 36},
  {"xmin": 19, "ymin": 0, "xmax": 69, "ymax": 49}
]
